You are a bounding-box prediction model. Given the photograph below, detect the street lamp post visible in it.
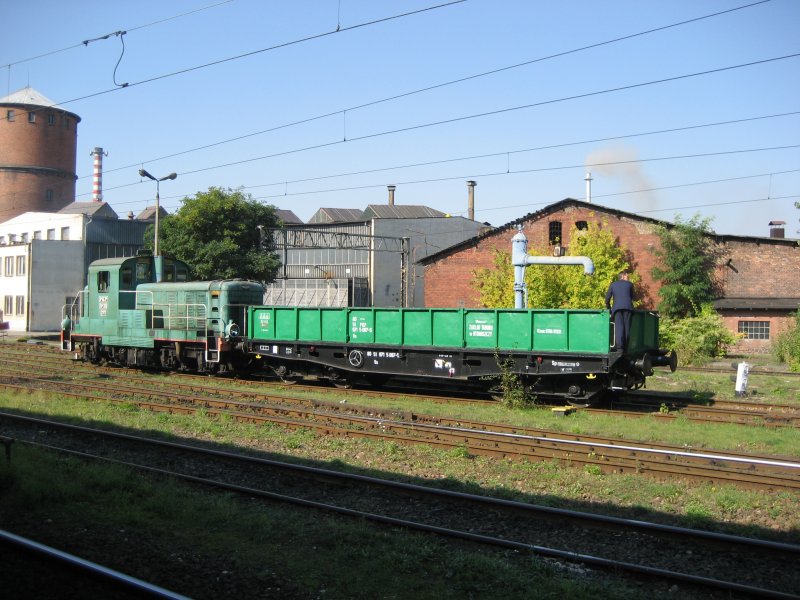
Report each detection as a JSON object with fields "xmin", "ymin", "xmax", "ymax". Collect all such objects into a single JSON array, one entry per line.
[{"xmin": 139, "ymin": 169, "xmax": 177, "ymax": 281}]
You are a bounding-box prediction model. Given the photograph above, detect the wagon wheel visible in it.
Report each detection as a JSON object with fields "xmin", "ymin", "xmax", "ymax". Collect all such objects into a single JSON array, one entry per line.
[
  {"xmin": 327, "ymin": 368, "xmax": 352, "ymax": 389},
  {"xmin": 272, "ymin": 364, "xmax": 299, "ymax": 385}
]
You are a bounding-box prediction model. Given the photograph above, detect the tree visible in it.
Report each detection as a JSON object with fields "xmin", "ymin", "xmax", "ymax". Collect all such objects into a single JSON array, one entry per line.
[
  {"xmin": 148, "ymin": 187, "xmax": 282, "ymax": 282},
  {"xmin": 651, "ymin": 214, "xmax": 720, "ymax": 318},
  {"xmin": 472, "ymin": 221, "xmax": 636, "ymax": 308}
]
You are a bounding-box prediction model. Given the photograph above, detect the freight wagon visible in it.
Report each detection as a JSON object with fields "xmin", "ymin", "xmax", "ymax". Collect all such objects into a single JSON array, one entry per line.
[{"xmin": 245, "ymin": 305, "xmax": 672, "ymax": 404}]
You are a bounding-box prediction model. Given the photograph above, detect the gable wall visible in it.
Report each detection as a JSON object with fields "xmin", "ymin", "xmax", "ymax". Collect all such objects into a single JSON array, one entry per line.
[{"xmin": 424, "ymin": 205, "xmax": 665, "ymax": 308}]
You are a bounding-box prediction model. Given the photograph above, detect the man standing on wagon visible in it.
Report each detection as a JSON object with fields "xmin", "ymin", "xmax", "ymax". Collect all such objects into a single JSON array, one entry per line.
[{"xmin": 605, "ymin": 271, "xmax": 634, "ymax": 351}]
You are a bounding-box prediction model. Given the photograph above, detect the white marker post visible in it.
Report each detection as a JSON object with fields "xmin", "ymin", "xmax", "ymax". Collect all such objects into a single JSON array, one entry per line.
[{"xmin": 734, "ymin": 362, "xmax": 749, "ymax": 397}]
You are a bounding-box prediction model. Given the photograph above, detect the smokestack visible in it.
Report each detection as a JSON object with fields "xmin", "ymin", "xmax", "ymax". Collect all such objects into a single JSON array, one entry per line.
[
  {"xmin": 387, "ymin": 185, "xmax": 396, "ymax": 206},
  {"xmin": 585, "ymin": 172, "xmax": 592, "ymax": 203},
  {"xmin": 769, "ymin": 221, "xmax": 785, "ymax": 238},
  {"xmin": 467, "ymin": 180, "xmax": 476, "ymax": 221},
  {"xmin": 90, "ymin": 147, "xmax": 107, "ymax": 202}
]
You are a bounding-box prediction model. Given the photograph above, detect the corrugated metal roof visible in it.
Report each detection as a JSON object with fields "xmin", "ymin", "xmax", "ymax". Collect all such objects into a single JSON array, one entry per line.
[
  {"xmin": 308, "ymin": 208, "xmax": 364, "ymax": 224},
  {"xmin": 0, "ymin": 86, "xmax": 58, "ymax": 107},
  {"xmin": 275, "ymin": 209, "xmax": 303, "ymax": 224},
  {"xmin": 713, "ymin": 298, "xmax": 800, "ymax": 310},
  {"xmin": 58, "ymin": 202, "xmax": 118, "ymax": 219},
  {"xmin": 362, "ymin": 205, "xmax": 446, "ymax": 219},
  {"xmin": 136, "ymin": 206, "xmax": 169, "ymax": 221}
]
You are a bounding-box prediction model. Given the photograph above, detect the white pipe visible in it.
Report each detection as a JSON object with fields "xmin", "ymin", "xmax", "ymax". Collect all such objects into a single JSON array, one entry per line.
[{"xmin": 512, "ymin": 227, "xmax": 594, "ymax": 309}]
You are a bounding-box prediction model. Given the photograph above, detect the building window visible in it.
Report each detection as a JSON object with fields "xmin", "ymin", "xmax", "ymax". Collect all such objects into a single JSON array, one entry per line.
[
  {"xmin": 6, "ymin": 110, "xmax": 14, "ymax": 121},
  {"xmin": 61, "ymin": 226, "xmax": 69, "ymax": 240},
  {"xmin": 4, "ymin": 256, "xmax": 13, "ymax": 276},
  {"xmin": 33, "ymin": 231, "xmax": 41, "ymax": 240},
  {"xmin": 738, "ymin": 321, "xmax": 770, "ymax": 340},
  {"xmin": 575, "ymin": 220, "xmax": 588, "ymax": 231},
  {"xmin": 16, "ymin": 256, "xmax": 25, "ymax": 276},
  {"xmin": 21, "ymin": 233, "xmax": 28, "ymax": 243},
  {"xmin": 47, "ymin": 229, "xmax": 56, "ymax": 240},
  {"xmin": 48, "ymin": 113, "xmax": 56, "ymax": 125},
  {"xmin": 4, "ymin": 296, "xmax": 12, "ymax": 315},
  {"xmin": 548, "ymin": 221, "xmax": 562, "ymax": 245},
  {"xmin": 45, "ymin": 189, "xmax": 54, "ymax": 202},
  {"xmin": 28, "ymin": 111, "xmax": 36, "ymax": 123},
  {"xmin": 15, "ymin": 296, "xmax": 25, "ymax": 315}
]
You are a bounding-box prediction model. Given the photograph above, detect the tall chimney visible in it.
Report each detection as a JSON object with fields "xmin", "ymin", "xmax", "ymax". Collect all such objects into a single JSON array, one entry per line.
[
  {"xmin": 585, "ymin": 172, "xmax": 592, "ymax": 203},
  {"xmin": 387, "ymin": 185, "xmax": 396, "ymax": 206},
  {"xmin": 467, "ymin": 180, "xmax": 476, "ymax": 221},
  {"xmin": 769, "ymin": 221, "xmax": 785, "ymax": 238},
  {"xmin": 90, "ymin": 147, "xmax": 107, "ymax": 202}
]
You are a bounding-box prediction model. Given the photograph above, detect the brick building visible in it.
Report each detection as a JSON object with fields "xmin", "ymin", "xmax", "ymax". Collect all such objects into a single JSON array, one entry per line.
[
  {"xmin": 0, "ymin": 87, "xmax": 80, "ymax": 222},
  {"xmin": 421, "ymin": 199, "xmax": 799, "ymax": 352}
]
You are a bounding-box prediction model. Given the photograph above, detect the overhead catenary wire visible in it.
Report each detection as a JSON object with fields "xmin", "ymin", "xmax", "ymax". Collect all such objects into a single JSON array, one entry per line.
[
  {"xmin": 2, "ymin": 0, "xmax": 467, "ymax": 118},
  {"xmin": 3, "ymin": 1, "xmax": 794, "ymax": 232},
  {"xmin": 84, "ymin": 0, "xmax": 779, "ymax": 178},
  {"xmin": 1, "ymin": 0, "xmax": 236, "ymax": 70}
]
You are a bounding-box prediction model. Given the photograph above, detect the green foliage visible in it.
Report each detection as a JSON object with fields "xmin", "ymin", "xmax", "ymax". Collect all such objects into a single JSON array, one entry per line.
[
  {"xmin": 493, "ymin": 355, "xmax": 535, "ymax": 409},
  {"xmin": 658, "ymin": 303, "xmax": 738, "ymax": 365},
  {"xmin": 147, "ymin": 187, "xmax": 281, "ymax": 281},
  {"xmin": 773, "ymin": 310, "xmax": 800, "ymax": 371},
  {"xmin": 472, "ymin": 221, "xmax": 635, "ymax": 308},
  {"xmin": 651, "ymin": 214, "xmax": 720, "ymax": 318}
]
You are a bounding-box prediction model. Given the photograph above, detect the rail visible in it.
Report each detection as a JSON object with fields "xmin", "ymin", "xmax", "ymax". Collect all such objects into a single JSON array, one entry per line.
[{"xmin": 0, "ymin": 529, "xmax": 190, "ymax": 599}]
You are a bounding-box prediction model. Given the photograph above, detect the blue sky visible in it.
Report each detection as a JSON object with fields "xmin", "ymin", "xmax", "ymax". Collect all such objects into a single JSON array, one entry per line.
[{"xmin": 2, "ymin": 0, "xmax": 798, "ymax": 237}]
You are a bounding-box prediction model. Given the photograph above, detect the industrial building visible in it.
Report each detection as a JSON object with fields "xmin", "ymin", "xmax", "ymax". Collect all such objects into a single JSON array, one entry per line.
[
  {"xmin": 420, "ymin": 198, "xmax": 800, "ymax": 352},
  {"xmin": 264, "ymin": 190, "xmax": 490, "ymax": 308}
]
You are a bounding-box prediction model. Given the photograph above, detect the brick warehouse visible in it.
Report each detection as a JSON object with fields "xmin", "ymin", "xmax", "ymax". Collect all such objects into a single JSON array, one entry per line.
[{"xmin": 420, "ymin": 199, "xmax": 800, "ymax": 352}]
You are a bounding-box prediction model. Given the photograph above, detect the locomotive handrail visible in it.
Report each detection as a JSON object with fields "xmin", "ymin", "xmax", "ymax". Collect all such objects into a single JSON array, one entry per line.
[{"xmin": 61, "ymin": 291, "xmax": 85, "ymax": 326}]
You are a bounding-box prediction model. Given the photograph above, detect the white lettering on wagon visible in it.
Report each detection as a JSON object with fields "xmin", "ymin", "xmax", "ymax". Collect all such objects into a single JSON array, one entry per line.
[
  {"xmin": 467, "ymin": 320, "xmax": 494, "ymax": 337},
  {"xmin": 551, "ymin": 361, "xmax": 579, "ymax": 368},
  {"xmin": 536, "ymin": 328, "xmax": 562, "ymax": 335}
]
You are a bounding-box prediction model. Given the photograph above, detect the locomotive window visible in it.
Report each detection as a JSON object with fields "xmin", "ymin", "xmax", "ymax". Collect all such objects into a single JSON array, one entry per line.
[
  {"xmin": 738, "ymin": 321, "xmax": 770, "ymax": 340},
  {"xmin": 97, "ymin": 271, "xmax": 110, "ymax": 292},
  {"xmin": 121, "ymin": 267, "xmax": 133, "ymax": 286},
  {"xmin": 548, "ymin": 221, "xmax": 562, "ymax": 245},
  {"xmin": 136, "ymin": 261, "xmax": 152, "ymax": 281}
]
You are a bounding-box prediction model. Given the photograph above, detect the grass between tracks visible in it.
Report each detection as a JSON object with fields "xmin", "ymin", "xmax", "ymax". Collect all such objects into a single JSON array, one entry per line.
[{"xmin": 0, "ymin": 357, "xmax": 799, "ymax": 598}]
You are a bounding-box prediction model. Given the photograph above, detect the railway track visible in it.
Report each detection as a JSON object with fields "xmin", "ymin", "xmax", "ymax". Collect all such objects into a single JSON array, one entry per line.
[
  {"xmin": 1, "ymin": 348, "xmax": 798, "ymax": 428},
  {"xmin": 2, "ymin": 412, "xmax": 798, "ymax": 598},
  {"xmin": 1, "ymin": 367, "xmax": 798, "ymax": 493}
]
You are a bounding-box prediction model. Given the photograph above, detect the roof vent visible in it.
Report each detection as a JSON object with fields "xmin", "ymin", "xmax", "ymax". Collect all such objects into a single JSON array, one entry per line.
[{"xmin": 769, "ymin": 221, "xmax": 785, "ymax": 238}]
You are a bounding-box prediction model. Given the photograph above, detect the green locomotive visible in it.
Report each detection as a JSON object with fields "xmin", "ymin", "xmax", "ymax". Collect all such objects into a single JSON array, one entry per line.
[{"xmin": 61, "ymin": 254, "xmax": 263, "ymax": 373}]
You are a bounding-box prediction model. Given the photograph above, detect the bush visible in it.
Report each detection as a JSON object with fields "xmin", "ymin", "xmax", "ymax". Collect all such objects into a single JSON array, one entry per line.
[
  {"xmin": 773, "ymin": 311, "xmax": 800, "ymax": 371},
  {"xmin": 658, "ymin": 304, "xmax": 738, "ymax": 366}
]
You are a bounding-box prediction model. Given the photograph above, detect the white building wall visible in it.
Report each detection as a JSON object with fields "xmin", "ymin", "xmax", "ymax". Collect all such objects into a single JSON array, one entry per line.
[
  {"xmin": 29, "ymin": 240, "xmax": 85, "ymax": 331},
  {"xmin": 0, "ymin": 240, "xmax": 84, "ymax": 331},
  {"xmin": 0, "ymin": 212, "xmax": 85, "ymax": 245},
  {"xmin": 0, "ymin": 244, "xmax": 29, "ymax": 330}
]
